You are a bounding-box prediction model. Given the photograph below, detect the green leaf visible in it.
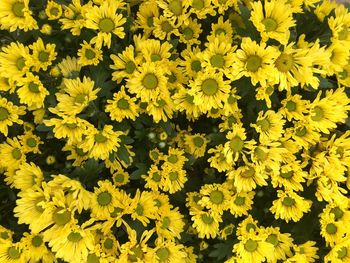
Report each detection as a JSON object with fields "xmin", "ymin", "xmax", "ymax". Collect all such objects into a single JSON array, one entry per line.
[
  {"xmin": 36, "ymin": 124, "xmax": 52, "ymax": 132},
  {"xmin": 208, "ymin": 242, "xmax": 232, "ymax": 260},
  {"xmin": 117, "ymin": 144, "xmax": 131, "ymax": 165},
  {"xmin": 130, "ymin": 163, "xmax": 148, "ymax": 180}
]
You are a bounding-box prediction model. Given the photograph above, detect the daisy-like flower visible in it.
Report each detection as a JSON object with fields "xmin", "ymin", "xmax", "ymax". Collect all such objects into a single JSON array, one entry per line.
[
  {"xmin": 80, "ymin": 125, "xmax": 123, "ymax": 160},
  {"xmin": 77, "ymin": 41, "xmax": 103, "ymax": 66},
  {"xmin": 172, "ymin": 87, "xmax": 201, "ymax": 121},
  {"xmin": 188, "ymin": 0, "xmax": 216, "ymax": 19},
  {"xmin": 270, "ymin": 161, "xmax": 306, "ymax": 191},
  {"xmin": 155, "ymin": 208, "xmax": 185, "ymax": 239},
  {"xmin": 280, "ymin": 94, "xmax": 309, "ymax": 121},
  {"xmin": 105, "ymin": 86, "xmax": 139, "ymax": 122},
  {"xmin": 157, "ymin": 0, "xmax": 190, "ymax": 26},
  {"xmin": 0, "ymin": 42, "xmax": 31, "ymax": 82},
  {"xmin": 229, "ymin": 191, "xmax": 255, "ymax": 218},
  {"xmin": 85, "ymin": 0, "xmax": 127, "ymax": 48},
  {"xmin": 130, "ymin": 190, "xmax": 157, "ymax": 226},
  {"xmin": 135, "ymin": 1, "xmax": 159, "ymax": 35},
  {"xmin": 233, "ymin": 232, "xmax": 274, "ymax": 263},
  {"xmin": 142, "ymin": 164, "xmax": 163, "ymax": 191},
  {"xmin": 13, "ymin": 162, "xmax": 43, "ymax": 191},
  {"xmin": 0, "ymin": 97, "xmax": 26, "ymax": 136},
  {"xmin": 45, "ymin": 0, "xmax": 63, "ymax": 20},
  {"xmin": 251, "ymin": 110, "xmax": 285, "ymax": 143},
  {"xmin": 151, "ymin": 240, "xmax": 187, "ymax": 262},
  {"xmin": 178, "ymin": 18, "xmax": 202, "ymax": 46},
  {"xmin": 127, "ymin": 61, "xmax": 169, "ymax": 103},
  {"xmin": 184, "ymin": 133, "xmax": 208, "ymax": 158},
  {"xmin": 234, "ymin": 37, "xmax": 279, "ymax": 86},
  {"xmin": 16, "ymin": 73, "xmax": 49, "ymax": 109},
  {"xmin": 0, "ymin": 241, "xmax": 26, "ymax": 263},
  {"xmin": 137, "ymin": 38, "xmax": 173, "ymax": 64},
  {"xmin": 293, "ymin": 241, "xmax": 319, "ymax": 263},
  {"xmin": 18, "ymin": 131, "xmax": 42, "ymax": 154},
  {"xmin": 236, "ymin": 215, "xmax": 260, "ymax": 237},
  {"xmin": 21, "ymin": 233, "xmax": 55, "ymax": 263},
  {"xmin": 191, "ymin": 210, "xmax": 222, "ymax": 239},
  {"xmin": 0, "ymin": 138, "xmax": 26, "ymax": 169},
  {"xmin": 250, "ymin": 0, "xmax": 295, "ymax": 45},
  {"xmin": 320, "ymin": 212, "xmax": 346, "ymax": 247},
  {"xmin": 0, "ymin": 0, "xmax": 38, "ymax": 32},
  {"xmin": 57, "ymin": 56, "xmax": 81, "ymax": 79},
  {"xmin": 270, "ymin": 190, "xmax": 312, "ymax": 223},
  {"xmin": 325, "ymin": 239, "xmax": 350, "ymax": 263},
  {"xmin": 262, "ymin": 227, "xmax": 294, "ymax": 262},
  {"xmin": 188, "ymin": 69, "xmax": 231, "ymax": 113},
  {"xmin": 198, "ymin": 183, "xmax": 231, "ymax": 214},
  {"xmin": 161, "ymin": 166, "xmax": 187, "ymax": 194},
  {"xmin": 56, "ymin": 77, "xmax": 100, "ymax": 115},
  {"xmin": 28, "ymin": 38, "xmax": 57, "ymax": 72}
]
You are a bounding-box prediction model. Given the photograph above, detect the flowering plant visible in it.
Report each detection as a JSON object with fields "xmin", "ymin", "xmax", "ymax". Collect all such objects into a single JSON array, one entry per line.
[{"xmin": 0, "ymin": 0, "xmax": 350, "ymax": 262}]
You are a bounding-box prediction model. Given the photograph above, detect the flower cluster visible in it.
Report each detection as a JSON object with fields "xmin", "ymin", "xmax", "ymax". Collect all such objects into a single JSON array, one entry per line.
[{"xmin": 0, "ymin": 0, "xmax": 350, "ymax": 262}]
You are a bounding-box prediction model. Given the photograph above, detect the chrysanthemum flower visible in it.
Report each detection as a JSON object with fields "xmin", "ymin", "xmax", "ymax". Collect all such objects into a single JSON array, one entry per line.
[
  {"xmin": 161, "ymin": 166, "xmax": 187, "ymax": 194},
  {"xmin": 191, "ymin": 210, "xmax": 222, "ymax": 239},
  {"xmin": 0, "ymin": 97, "xmax": 26, "ymax": 136},
  {"xmin": 21, "ymin": 233, "xmax": 55, "ymax": 263},
  {"xmin": 320, "ymin": 213, "xmax": 346, "ymax": 247},
  {"xmin": 270, "ymin": 190, "xmax": 312, "ymax": 222},
  {"xmin": 0, "ymin": 0, "xmax": 38, "ymax": 32},
  {"xmin": 325, "ymin": 239, "xmax": 350, "ymax": 263},
  {"xmin": 199, "ymin": 183, "xmax": 231, "ymax": 214},
  {"xmin": 57, "ymin": 56, "xmax": 81, "ymax": 79},
  {"xmin": 45, "ymin": 0, "xmax": 62, "ymax": 20},
  {"xmin": 178, "ymin": 18, "xmax": 202, "ymax": 46},
  {"xmin": 151, "ymin": 240, "xmax": 188, "ymax": 262},
  {"xmin": 77, "ymin": 41, "xmax": 103, "ymax": 66},
  {"xmin": 229, "ymin": 190, "xmax": 255, "ymax": 218},
  {"xmin": 13, "ymin": 162, "xmax": 43, "ymax": 191},
  {"xmin": 262, "ymin": 227, "xmax": 294, "ymax": 262},
  {"xmin": 157, "ymin": 0, "xmax": 190, "ymax": 26},
  {"xmin": 0, "ymin": 241, "xmax": 26, "ymax": 263},
  {"xmin": 250, "ymin": 0, "xmax": 296, "ymax": 45},
  {"xmin": 293, "ymin": 241, "xmax": 319, "ymax": 263},
  {"xmin": 155, "ymin": 208, "xmax": 185, "ymax": 239},
  {"xmin": 184, "ymin": 133, "xmax": 208, "ymax": 158},
  {"xmin": 85, "ymin": 0, "xmax": 126, "ymax": 48},
  {"xmin": 28, "ymin": 38, "xmax": 57, "ymax": 72},
  {"xmin": 0, "ymin": 138, "xmax": 26, "ymax": 169},
  {"xmin": 130, "ymin": 190, "xmax": 157, "ymax": 226}
]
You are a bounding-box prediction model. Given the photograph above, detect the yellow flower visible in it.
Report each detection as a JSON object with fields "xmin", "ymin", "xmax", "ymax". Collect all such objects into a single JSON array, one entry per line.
[
  {"xmin": 13, "ymin": 162, "xmax": 43, "ymax": 191},
  {"xmin": 56, "ymin": 76, "xmax": 100, "ymax": 115},
  {"xmin": 112, "ymin": 167, "xmax": 129, "ymax": 187},
  {"xmin": 235, "ymin": 215, "xmax": 260, "ymax": 237},
  {"xmin": 178, "ymin": 18, "xmax": 202, "ymax": 46},
  {"xmin": 146, "ymin": 95, "xmax": 175, "ymax": 123},
  {"xmin": 135, "ymin": 1, "xmax": 159, "ymax": 34},
  {"xmin": 18, "ymin": 131, "xmax": 42, "ymax": 154},
  {"xmin": 0, "ymin": 241, "xmax": 26, "ymax": 263},
  {"xmin": 229, "ymin": 190, "xmax": 255, "ymax": 217},
  {"xmin": 280, "ymin": 94, "xmax": 309, "ymax": 121},
  {"xmin": 45, "ymin": 0, "xmax": 63, "ymax": 20},
  {"xmin": 262, "ymin": 227, "xmax": 294, "ymax": 262},
  {"xmin": 270, "ymin": 161, "xmax": 306, "ymax": 191},
  {"xmin": 251, "ymin": 110, "xmax": 285, "ymax": 143},
  {"xmin": 325, "ymin": 239, "xmax": 350, "ymax": 263},
  {"xmin": 155, "ymin": 207, "xmax": 185, "ymax": 239},
  {"xmin": 208, "ymin": 145, "xmax": 233, "ymax": 172},
  {"xmin": 130, "ymin": 190, "xmax": 157, "ymax": 226},
  {"xmin": 157, "ymin": 0, "xmax": 190, "ymax": 26},
  {"xmin": 80, "ymin": 125, "xmax": 123, "ymax": 161},
  {"xmin": 184, "ymin": 133, "xmax": 208, "ymax": 158},
  {"xmin": 138, "ymin": 38, "xmax": 173, "ymax": 64},
  {"xmin": 77, "ymin": 41, "xmax": 103, "ymax": 66},
  {"xmin": 57, "ymin": 56, "xmax": 81, "ymax": 79},
  {"xmin": 151, "ymin": 240, "xmax": 188, "ymax": 262},
  {"xmin": 188, "ymin": 0, "xmax": 216, "ymax": 19},
  {"xmin": 198, "ymin": 183, "xmax": 231, "ymax": 214},
  {"xmin": 293, "ymin": 241, "xmax": 319, "ymax": 263},
  {"xmin": 0, "ymin": 42, "xmax": 31, "ymax": 82},
  {"xmin": 172, "ymin": 87, "xmax": 201, "ymax": 121},
  {"xmin": 28, "ymin": 37, "xmax": 57, "ymax": 72},
  {"xmin": 161, "ymin": 166, "xmax": 187, "ymax": 194},
  {"xmin": 180, "ymin": 46, "xmax": 203, "ymax": 78},
  {"xmin": 85, "ymin": 0, "xmax": 127, "ymax": 48},
  {"xmin": 250, "ymin": 0, "xmax": 295, "ymax": 45},
  {"xmin": 0, "ymin": 97, "xmax": 26, "ymax": 136},
  {"xmin": 270, "ymin": 190, "xmax": 312, "ymax": 222},
  {"xmin": 0, "ymin": 0, "xmax": 38, "ymax": 32},
  {"xmin": 62, "ymin": 143, "xmax": 89, "ymax": 167},
  {"xmin": 0, "ymin": 138, "xmax": 26, "ymax": 169},
  {"xmin": 233, "ymin": 232, "xmax": 274, "ymax": 263},
  {"xmin": 127, "ymin": 61, "xmax": 169, "ymax": 102},
  {"xmin": 142, "ymin": 164, "xmax": 163, "ymax": 191},
  {"xmin": 207, "ymin": 15, "xmax": 234, "ymax": 43},
  {"xmin": 191, "ymin": 210, "xmax": 222, "ymax": 239},
  {"xmin": 234, "ymin": 37, "xmax": 279, "ymax": 86},
  {"xmin": 16, "ymin": 73, "xmax": 49, "ymax": 109},
  {"xmin": 320, "ymin": 212, "xmax": 346, "ymax": 247},
  {"xmin": 188, "ymin": 69, "xmax": 231, "ymax": 113},
  {"xmin": 20, "ymin": 232, "xmax": 55, "ymax": 263}
]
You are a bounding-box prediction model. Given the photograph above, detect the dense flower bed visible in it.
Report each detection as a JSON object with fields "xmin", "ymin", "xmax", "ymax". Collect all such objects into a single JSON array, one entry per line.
[{"xmin": 0, "ymin": 0, "xmax": 350, "ymax": 262}]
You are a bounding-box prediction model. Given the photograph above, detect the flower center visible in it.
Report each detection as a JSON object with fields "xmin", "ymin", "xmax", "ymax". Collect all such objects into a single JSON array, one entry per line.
[
  {"xmin": 110, "ymin": 207, "xmax": 123, "ymax": 218},
  {"xmin": 183, "ymin": 27, "xmax": 194, "ymax": 40},
  {"xmin": 104, "ymin": 238, "xmax": 114, "ymax": 249},
  {"xmin": 210, "ymin": 190, "xmax": 224, "ymax": 204},
  {"xmin": 8, "ymin": 247, "xmax": 20, "ymax": 259},
  {"xmin": 128, "ymin": 246, "xmax": 144, "ymax": 261},
  {"xmin": 246, "ymin": 223, "xmax": 256, "ymax": 232},
  {"xmin": 75, "ymin": 94, "xmax": 86, "ymax": 104},
  {"xmin": 39, "ymin": 51, "xmax": 49, "ymax": 62},
  {"xmin": 234, "ymin": 196, "xmax": 245, "ymax": 206},
  {"xmin": 11, "ymin": 148, "xmax": 22, "ymax": 160},
  {"xmin": 193, "ymin": 136, "xmax": 204, "ymax": 147},
  {"xmin": 241, "ymin": 167, "xmax": 255, "ymax": 178},
  {"xmin": 50, "ymin": 7, "xmax": 59, "ymax": 16},
  {"xmin": 275, "ymin": 53, "xmax": 294, "ymax": 72},
  {"xmin": 190, "ymin": 60, "xmax": 201, "ymax": 73},
  {"xmin": 266, "ymin": 234, "xmax": 279, "ymax": 247},
  {"xmin": 16, "ymin": 57, "xmax": 25, "ymax": 70},
  {"xmin": 167, "ymin": 155, "xmax": 178, "ymax": 163},
  {"xmin": 26, "ymin": 138, "xmax": 37, "ymax": 147},
  {"xmin": 244, "ymin": 239, "xmax": 258, "ymax": 252},
  {"xmin": 31, "ymin": 235, "xmax": 43, "ymax": 247},
  {"xmin": 280, "ymin": 171, "xmax": 293, "ymax": 179},
  {"xmin": 114, "ymin": 173, "xmax": 125, "ymax": 183},
  {"xmin": 0, "ymin": 107, "xmax": 9, "ymax": 121},
  {"xmin": 117, "ymin": 98, "xmax": 129, "ymax": 109},
  {"xmin": 94, "ymin": 133, "xmax": 107, "ymax": 143},
  {"xmin": 169, "ymin": 171, "xmax": 178, "ymax": 181},
  {"xmin": 28, "ymin": 82, "xmax": 40, "ymax": 93},
  {"xmin": 295, "ymin": 126, "xmax": 307, "ymax": 137},
  {"xmin": 262, "ymin": 18, "xmax": 278, "ymax": 32},
  {"xmin": 286, "ymin": 101, "xmax": 296, "ymax": 111},
  {"xmin": 67, "ymin": 232, "xmax": 83, "ymax": 242},
  {"xmin": 246, "ymin": 55, "xmax": 262, "ymax": 72},
  {"xmin": 331, "ymin": 207, "xmax": 344, "ymax": 220},
  {"xmin": 201, "ymin": 214, "xmax": 214, "ymax": 224},
  {"xmin": 215, "ymin": 28, "xmax": 226, "ymax": 35},
  {"xmin": 282, "ymin": 197, "xmax": 295, "ymax": 207},
  {"xmin": 85, "ymin": 49, "xmax": 96, "ymax": 60},
  {"xmin": 34, "ymin": 197, "xmax": 45, "ymax": 213},
  {"xmin": 338, "ymin": 28, "xmax": 349, "ymax": 41},
  {"xmin": 12, "ymin": 2, "xmax": 25, "ymax": 17},
  {"xmin": 311, "ymin": 106, "xmax": 324, "ymax": 121},
  {"xmin": 202, "ymin": 78, "xmax": 219, "ymax": 96},
  {"xmin": 152, "ymin": 172, "xmax": 161, "ymax": 182},
  {"xmin": 192, "ymin": 0, "xmax": 204, "ymax": 9},
  {"xmin": 161, "ymin": 21, "xmax": 173, "ymax": 32},
  {"xmin": 168, "ymin": 0, "xmax": 182, "ymax": 16},
  {"xmin": 257, "ymin": 118, "xmax": 270, "ymax": 131},
  {"xmin": 230, "ymin": 136, "xmax": 243, "ymax": 152},
  {"xmin": 151, "ymin": 54, "xmax": 161, "ymax": 62},
  {"xmin": 156, "ymin": 247, "xmax": 170, "ymax": 261},
  {"xmin": 1, "ymin": 232, "xmax": 9, "ymax": 240},
  {"xmin": 125, "ymin": 61, "xmax": 136, "ymax": 74},
  {"xmin": 210, "ymin": 54, "xmax": 225, "ymax": 68},
  {"xmin": 337, "ymin": 247, "xmax": 348, "ymax": 259},
  {"xmin": 162, "ymin": 217, "xmax": 171, "ymax": 229},
  {"xmin": 326, "ymin": 223, "xmax": 337, "ymax": 234},
  {"xmin": 142, "ymin": 73, "xmax": 158, "ymax": 90},
  {"xmin": 135, "ymin": 203, "xmax": 143, "ymax": 215},
  {"xmin": 147, "ymin": 16, "xmax": 154, "ymax": 27},
  {"xmin": 97, "ymin": 192, "xmax": 112, "ymax": 206},
  {"xmin": 53, "ymin": 209, "xmax": 71, "ymax": 225},
  {"xmin": 65, "ymin": 122, "xmax": 77, "ymax": 129},
  {"xmin": 99, "ymin": 18, "xmax": 115, "ymax": 33},
  {"xmin": 87, "ymin": 254, "xmax": 100, "ymax": 263},
  {"xmin": 254, "ymin": 147, "xmax": 267, "ymax": 161}
]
